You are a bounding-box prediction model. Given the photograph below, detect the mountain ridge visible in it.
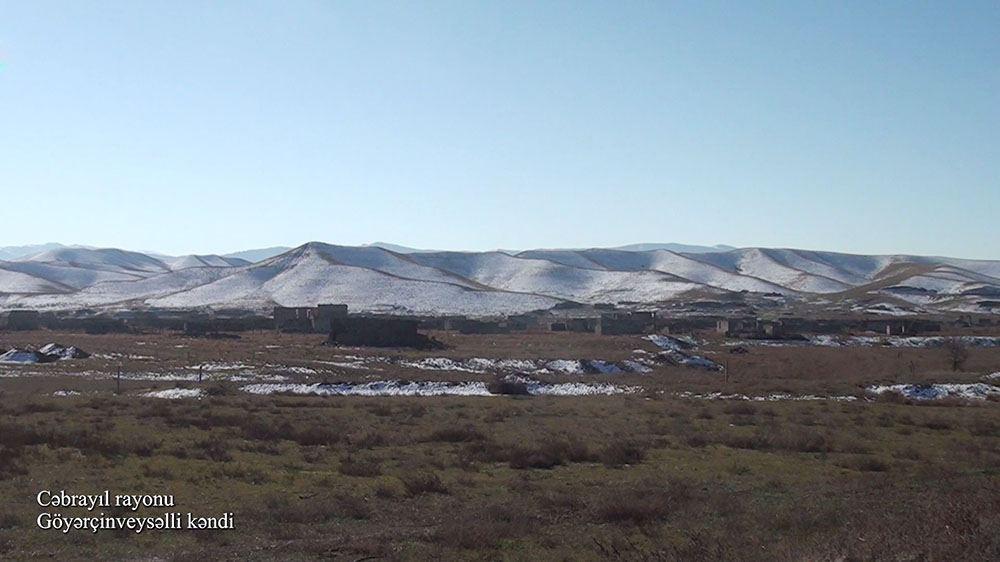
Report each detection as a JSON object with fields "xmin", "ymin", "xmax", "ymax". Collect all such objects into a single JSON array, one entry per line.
[{"xmin": 0, "ymin": 242, "xmax": 997, "ymax": 316}]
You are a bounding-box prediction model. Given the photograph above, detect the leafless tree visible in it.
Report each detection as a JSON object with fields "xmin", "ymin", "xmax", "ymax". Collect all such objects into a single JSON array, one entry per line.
[{"xmin": 944, "ymin": 338, "xmax": 969, "ymax": 372}]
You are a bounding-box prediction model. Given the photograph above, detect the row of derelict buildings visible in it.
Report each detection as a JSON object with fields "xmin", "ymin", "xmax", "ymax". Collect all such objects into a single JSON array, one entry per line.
[
  {"xmin": 271, "ymin": 303, "xmax": 951, "ymax": 339},
  {"xmin": 1, "ymin": 300, "xmax": 990, "ymax": 341}
]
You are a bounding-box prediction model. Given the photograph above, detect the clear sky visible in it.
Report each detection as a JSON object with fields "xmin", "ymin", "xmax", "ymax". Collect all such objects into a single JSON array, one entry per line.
[{"xmin": 1, "ymin": 1, "xmax": 997, "ymax": 258}]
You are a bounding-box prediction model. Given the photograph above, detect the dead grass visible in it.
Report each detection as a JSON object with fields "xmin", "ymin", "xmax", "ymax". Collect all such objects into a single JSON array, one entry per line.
[
  {"xmin": 400, "ymin": 472, "xmax": 449, "ymax": 496},
  {"xmin": 0, "ymin": 330, "xmax": 997, "ymax": 559}
]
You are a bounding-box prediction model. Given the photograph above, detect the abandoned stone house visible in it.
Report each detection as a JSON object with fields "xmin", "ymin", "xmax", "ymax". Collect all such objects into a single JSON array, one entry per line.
[
  {"xmin": 453, "ymin": 318, "xmax": 511, "ymax": 334},
  {"xmin": 716, "ymin": 317, "xmax": 784, "ymax": 338},
  {"xmin": 0, "ymin": 310, "xmax": 40, "ymax": 330},
  {"xmin": 274, "ymin": 304, "xmax": 349, "ymax": 332},
  {"xmin": 655, "ymin": 315, "xmax": 720, "ymax": 334},
  {"xmin": 599, "ymin": 310, "xmax": 656, "ymax": 335},
  {"xmin": 529, "ymin": 307, "xmax": 658, "ymax": 335},
  {"xmin": 546, "ymin": 316, "xmax": 602, "ymax": 334},
  {"xmin": 860, "ymin": 319, "xmax": 941, "ymax": 336},
  {"xmin": 328, "ymin": 316, "xmax": 440, "ymax": 349}
]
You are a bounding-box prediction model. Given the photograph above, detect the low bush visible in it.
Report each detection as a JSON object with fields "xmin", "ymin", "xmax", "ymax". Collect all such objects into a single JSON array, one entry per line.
[
  {"xmin": 426, "ymin": 425, "xmax": 485, "ymax": 443},
  {"xmin": 194, "ymin": 438, "xmax": 233, "ymax": 462},
  {"xmin": 486, "ymin": 378, "xmax": 530, "ymax": 396},
  {"xmin": 401, "ymin": 472, "xmax": 449, "ymax": 496},
  {"xmin": 592, "ymin": 479, "xmax": 693, "ymax": 526},
  {"xmin": 598, "ymin": 440, "xmax": 648, "ymax": 467},
  {"xmin": 263, "ymin": 491, "xmax": 370, "ymax": 525},
  {"xmin": 338, "ymin": 456, "xmax": 382, "ymax": 477},
  {"xmin": 290, "ymin": 425, "xmax": 341, "ymax": 447},
  {"xmin": 433, "ymin": 503, "xmax": 535, "ymax": 549},
  {"xmin": 505, "ymin": 437, "xmax": 594, "ymax": 469}
]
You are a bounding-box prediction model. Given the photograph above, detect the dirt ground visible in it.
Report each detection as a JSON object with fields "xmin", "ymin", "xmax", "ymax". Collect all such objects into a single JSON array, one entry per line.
[{"xmin": 0, "ymin": 329, "xmax": 998, "ymax": 560}]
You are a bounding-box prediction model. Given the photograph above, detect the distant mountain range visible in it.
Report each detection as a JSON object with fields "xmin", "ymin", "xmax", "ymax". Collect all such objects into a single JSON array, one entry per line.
[
  {"xmin": 0, "ymin": 242, "xmax": 997, "ymax": 316},
  {"xmin": 0, "ymin": 243, "xmax": 83, "ymax": 261},
  {"xmin": 221, "ymin": 247, "xmax": 292, "ymax": 263},
  {"xmin": 0, "ymin": 241, "xmax": 735, "ymax": 262}
]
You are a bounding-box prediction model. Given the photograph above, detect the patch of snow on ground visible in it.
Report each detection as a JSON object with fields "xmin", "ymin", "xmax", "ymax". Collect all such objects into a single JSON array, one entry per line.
[
  {"xmin": 38, "ymin": 343, "xmax": 90, "ymax": 360},
  {"xmin": 265, "ymin": 364, "xmax": 319, "ymax": 375},
  {"xmin": 188, "ymin": 362, "xmax": 255, "ymax": 371},
  {"xmin": 402, "ymin": 357, "xmax": 481, "ymax": 373},
  {"xmin": 866, "ymin": 383, "xmax": 1000, "ymax": 400},
  {"xmin": 93, "ymin": 353, "xmax": 155, "ymax": 360},
  {"xmin": 646, "ymin": 335, "xmax": 696, "ymax": 351},
  {"xmin": 525, "ymin": 382, "xmax": 634, "ymax": 396},
  {"xmin": 586, "ymin": 360, "xmax": 623, "ymax": 375},
  {"xmin": 673, "ymin": 353, "xmax": 725, "ymax": 371},
  {"xmin": 467, "ymin": 358, "xmax": 538, "ymax": 372},
  {"xmin": 730, "ymin": 336, "xmax": 1000, "ymax": 349},
  {"xmin": 0, "ymin": 350, "xmax": 44, "ymax": 364},
  {"xmin": 242, "ymin": 381, "xmax": 492, "ymax": 397},
  {"xmin": 314, "ymin": 358, "xmax": 374, "ymax": 370},
  {"xmin": 52, "ymin": 390, "xmax": 81, "ymax": 396},
  {"xmin": 121, "ymin": 371, "xmax": 288, "ymax": 382},
  {"xmin": 241, "ymin": 380, "xmax": 636, "ymax": 397},
  {"xmin": 322, "ymin": 355, "xmax": 652, "ymax": 376},
  {"xmin": 676, "ymin": 391, "xmax": 857, "ymax": 402},
  {"xmin": 143, "ymin": 388, "xmax": 205, "ymax": 399},
  {"xmin": 622, "ymin": 360, "xmax": 653, "ymax": 374},
  {"xmin": 543, "ymin": 360, "xmax": 586, "ymax": 374}
]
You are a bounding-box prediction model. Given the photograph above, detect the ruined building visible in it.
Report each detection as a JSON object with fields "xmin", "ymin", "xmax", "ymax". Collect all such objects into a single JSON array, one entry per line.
[
  {"xmin": 274, "ymin": 304, "xmax": 349, "ymax": 332},
  {"xmin": 0, "ymin": 310, "xmax": 40, "ymax": 331},
  {"xmin": 327, "ymin": 316, "xmax": 442, "ymax": 349}
]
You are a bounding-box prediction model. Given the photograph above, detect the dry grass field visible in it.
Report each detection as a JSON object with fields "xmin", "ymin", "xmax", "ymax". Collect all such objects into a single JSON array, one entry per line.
[{"xmin": 0, "ymin": 330, "xmax": 998, "ymax": 560}]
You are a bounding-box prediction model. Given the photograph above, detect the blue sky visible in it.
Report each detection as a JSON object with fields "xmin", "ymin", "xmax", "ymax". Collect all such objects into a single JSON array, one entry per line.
[{"xmin": 1, "ymin": 1, "xmax": 997, "ymax": 258}]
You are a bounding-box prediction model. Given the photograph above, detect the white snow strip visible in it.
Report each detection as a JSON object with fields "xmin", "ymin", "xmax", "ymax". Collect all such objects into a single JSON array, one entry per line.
[
  {"xmin": 242, "ymin": 381, "xmax": 492, "ymax": 397},
  {"xmin": 313, "ymin": 358, "xmax": 374, "ymax": 370},
  {"xmin": 187, "ymin": 362, "xmax": 255, "ymax": 371},
  {"xmin": 143, "ymin": 388, "xmax": 206, "ymax": 399},
  {"xmin": 675, "ymin": 391, "xmax": 857, "ymax": 402},
  {"xmin": 543, "ymin": 359, "xmax": 586, "ymax": 374},
  {"xmin": 622, "ymin": 360, "xmax": 653, "ymax": 374},
  {"xmin": 264, "ymin": 364, "xmax": 320, "ymax": 375},
  {"xmin": 395, "ymin": 356, "xmax": 644, "ymax": 376},
  {"xmin": 0, "ymin": 350, "xmax": 43, "ymax": 364},
  {"xmin": 733, "ymin": 336, "xmax": 1000, "ymax": 348},
  {"xmin": 646, "ymin": 335, "xmax": 696, "ymax": 351},
  {"xmin": 401, "ymin": 357, "xmax": 481, "ymax": 373},
  {"xmin": 240, "ymin": 380, "xmax": 636, "ymax": 397},
  {"xmin": 524, "ymin": 382, "xmax": 634, "ymax": 396},
  {"xmin": 866, "ymin": 383, "xmax": 1000, "ymax": 400},
  {"xmin": 93, "ymin": 353, "xmax": 155, "ymax": 360},
  {"xmin": 587, "ymin": 360, "xmax": 624, "ymax": 375},
  {"xmin": 121, "ymin": 371, "xmax": 288, "ymax": 382}
]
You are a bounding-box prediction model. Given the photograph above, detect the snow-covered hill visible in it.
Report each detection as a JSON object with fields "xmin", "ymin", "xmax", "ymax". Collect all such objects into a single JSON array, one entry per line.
[
  {"xmin": 408, "ymin": 251, "xmax": 708, "ymax": 303},
  {"xmin": 0, "ymin": 265, "xmax": 71, "ymax": 295},
  {"xmin": 0, "ymin": 243, "xmax": 71, "ymax": 261},
  {"xmin": 165, "ymin": 255, "xmax": 250, "ymax": 270},
  {"xmin": 518, "ymin": 249, "xmax": 792, "ymax": 294},
  {"xmin": 27, "ymin": 248, "xmax": 172, "ymax": 275},
  {"xmin": 146, "ymin": 245, "xmax": 559, "ymax": 315},
  {"xmin": 0, "ymin": 242, "xmax": 996, "ymax": 315}
]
